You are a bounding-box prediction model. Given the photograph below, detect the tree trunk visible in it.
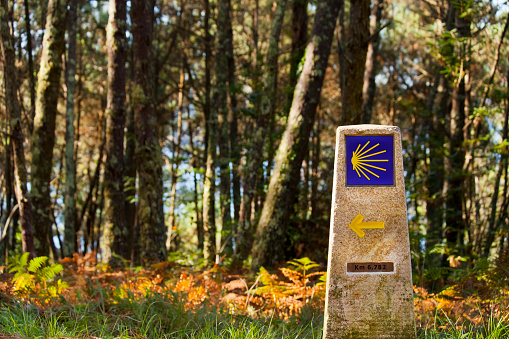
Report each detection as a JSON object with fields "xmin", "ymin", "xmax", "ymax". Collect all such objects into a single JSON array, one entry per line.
[
  {"xmin": 202, "ymin": 0, "xmax": 216, "ymax": 264},
  {"xmin": 445, "ymin": 1, "xmax": 469, "ymax": 257},
  {"xmin": 226, "ymin": 0, "xmax": 241, "ymax": 232},
  {"xmin": 216, "ymin": 0, "xmax": 232, "ymax": 255},
  {"xmin": 233, "ymin": 0, "xmax": 288, "ymax": 267},
  {"xmin": 102, "ymin": 0, "xmax": 128, "ymax": 265},
  {"xmin": 285, "ymin": 0, "xmax": 308, "ymax": 114},
  {"xmin": 63, "ymin": 0, "xmax": 78, "ymax": 258},
  {"xmin": 424, "ymin": 4, "xmax": 454, "ymax": 260},
  {"xmin": 132, "ymin": 0, "xmax": 167, "ymax": 264},
  {"xmin": 337, "ymin": 0, "xmax": 345, "ymax": 92},
  {"xmin": 361, "ymin": 0, "xmax": 383, "ymax": 123},
  {"xmin": 251, "ymin": 0, "xmax": 340, "ymax": 272},
  {"xmin": 24, "ymin": 0, "xmax": 35, "ymax": 133},
  {"xmin": 0, "ymin": 0, "xmax": 35, "ymax": 257},
  {"xmin": 189, "ymin": 115, "xmax": 204, "ymax": 250},
  {"xmin": 340, "ymin": 0, "xmax": 370, "ymax": 125},
  {"xmin": 125, "ymin": 34, "xmax": 137, "ymax": 264},
  {"xmin": 30, "ymin": 0, "xmax": 66, "ymax": 257},
  {"xmin": 167, "ymin": 68, "xmax": 185, "ymax": 252},
  {"xmin": 484, "ymin": 73, "xmax": 509, "ymax": 257}
]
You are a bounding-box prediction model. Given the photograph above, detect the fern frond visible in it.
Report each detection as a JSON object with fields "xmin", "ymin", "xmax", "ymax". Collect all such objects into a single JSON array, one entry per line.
[
  {"xmin": 8, "ymin": 266, "xmax": 24, "ymax": 274},
  {"xmin": 51, "ymin": 263, "xmax": 63, "ymax": 275},
  {"xmin": 28, "ymin": 256, "xmax": 48, "ymax": 272},
  {"xmin": 19, "ymin": 252, "xmax": 30, "ymax": 268},
  {"xmin": 13, "ymin": 271, "xmax": 28, "ymax": 281},
  {"xmin": 38, "ymin": 266, "xmax": 57, "ymax": 281}
]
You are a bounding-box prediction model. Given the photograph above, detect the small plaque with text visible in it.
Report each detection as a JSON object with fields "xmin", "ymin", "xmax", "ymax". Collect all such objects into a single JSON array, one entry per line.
[{"xmin": 346, "ymin": 262, "xmax": 394, "ymax": 273}]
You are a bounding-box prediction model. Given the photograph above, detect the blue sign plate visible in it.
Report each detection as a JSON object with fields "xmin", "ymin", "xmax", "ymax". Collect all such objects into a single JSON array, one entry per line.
[{"xmin": 346, "ymin": 135, "xmax": 394, "ymax": 186}]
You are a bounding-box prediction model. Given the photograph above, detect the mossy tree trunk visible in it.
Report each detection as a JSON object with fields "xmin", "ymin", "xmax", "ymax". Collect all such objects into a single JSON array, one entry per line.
[
  {"xmin": 233, "ymin": 0, "xmax": 287, "ymax": 267},
  {"xmin": 24, "ymin": 0, "xmax": 35, "ymax": 133},
  {"xmin": 102, "ymin": 0, "xmax": 129, "ymax": 265},
  {"xmin": 125, "ymin": 40, "xmax": 137, "ymax": 264},
  {"xmin": 215, "ymin": 0, "xmax": 232, "ymax": 256},
  {"xmin": 63, "ymin": 0, "xmax": 78, "ymax": 258},
  {"xmin": 340, "ymin": 0, "xmax": 370, "ymax": 125},
  {"xmin": 189, "ymin": 115, "xmax": 204, "ymax": 250},
  {"xmin": 132, "ymin": 0, "xmax": 167, "ymax": 264},
  {"xmin": 0, "ymin": 0, "xmax": 35, "ymax": 258},
  {"xmin": 226, "ymin": 0, "xmax": 241, "ymax": 240},
  {"xmin": 284, "ymin": 0, "xmax": 308, "ymax": 114},
  {"xmin": 361, "ymin": 0, "xmax": 383, "ymax": 124},
  {"xmin": 167, "ymin": 67, "xmax": 185, "ymax": 252},
  {"xmin": 202, "ymin": 0, "xmax": 216, "ymax": 264},
  {"xmin": 445, "ymin": 0, "xmax": 469, "ymax": 257},
  {"xmin": 31, "ymin": 0, "xmax": 66, "ymax": 257},
  {"xmin": 251, "ymin": 0, "xmax": 340, "ymax": 272}
]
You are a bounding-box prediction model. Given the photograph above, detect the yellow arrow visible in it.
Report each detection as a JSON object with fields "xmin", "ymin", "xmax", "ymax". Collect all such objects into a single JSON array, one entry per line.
[{"xmin": 349, "ymin": 214, "xmax": 385, "ymax": 238}]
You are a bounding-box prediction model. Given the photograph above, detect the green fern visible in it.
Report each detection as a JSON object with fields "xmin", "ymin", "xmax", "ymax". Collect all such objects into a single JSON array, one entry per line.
[
  {"xmin": 287, "ymin": 257, "xmax": 321, "ymax": 276},
  {"xmin": 28, "ymin": 256, "xmax": 49, "ymax": 273},
  {"xmin": 8, "ymin": 252, "xmax": 67, "ymax": 297}
]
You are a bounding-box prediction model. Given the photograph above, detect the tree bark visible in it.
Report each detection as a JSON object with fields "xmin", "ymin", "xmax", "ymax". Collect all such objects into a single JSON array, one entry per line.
[
  {"xmin": 132, "ymin": 0, "xmax": 167, "ymax": 264},
  {"xmin": 167, "ymin": 68, "xmax": 185, "ymax": 252},
  {"xmin": 125, "ymin": 32, "xmax": 137, "ymax": 264},
  {"xmin": 445, "ymin": 0, "xmax": 469, "ymax": 256},
  {"xmin": 63, "ymin": 0, "xmax": 78, "ymax": 258},
  {"xmin": 102, "ymin": 0, "xmax": 128, "ymax": 265},
  {"xmin": 24, "ymin": 0, "xmax": 35, "ymax": 133},
  {"xmin": 251, "ymin": 0, "xmax": 340, "ymax": 272},
  {"xmin": 233, "ymin": 0, "xmax": 288, "ymax": 267},
  {"xmin": 424, "ymin": 3, "xmax": 454, "ymax": 260},
  {"xmin": 30, "ymin": 0, "xmax": 66, "ymax": 257},
  {"xmin": 202, "ymin": 0, "xmax": 216, "ymax": 264},
  {"xmin": 189, "ymin": 115, "xmax": 204, "ymax": 250},
  {"xmin": 215, "ymin": 0, "xmax": 232, "ymax": 255},
  {"xmin": 361, "ymin": 0, "xmax": 383, "ymax": 123},
  {"xmin": 226, "ymin": 0, "xmax": 241, "ymax": 233},
  {"xmin": 340, "ymin": 0, "xmax": 370, "ymax": 125},
  {"xmin": 284, "ymin": 0, "xmax": 308, "ymax": 114},
  {"xmin": 0, "ymin": 0, "xmax": 35, "ymax": 257}
]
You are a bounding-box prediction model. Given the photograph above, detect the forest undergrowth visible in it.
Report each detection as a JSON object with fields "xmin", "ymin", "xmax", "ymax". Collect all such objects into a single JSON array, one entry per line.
[{"xmin": 0, "ymin": 253, "xmax": 507, "ymax": 338}]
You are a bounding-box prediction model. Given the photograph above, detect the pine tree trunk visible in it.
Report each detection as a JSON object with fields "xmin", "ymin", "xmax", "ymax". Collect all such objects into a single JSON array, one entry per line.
[
  {"xmin": 445, "ymin": 1, "xmax": 469, "ymax": 257},
  {"xmin": 216, "ymin": 0, "xmax": 232, "ymax": 255},
  {"xmin": 0, "ymin": 0, "xmax": 35, "ymax": 257},
  {"xmin": 167, "ymin": 68, "xmax": 185, "ymax": 252},
  {"xmin": 202, "ymin": 0, "xmax": 216, "ymax": 264},
  {"xmin": 340, "ymin": 0, "xmax": 370, "ymax": 125},
  {"xmin": 132, "ymin": 0, "xmax": 167, "ymax": 264},
  {"xmin": 189, "ymin": 116, "xmax": 204, "ymax": 250},
  {"xmin": 226, "ymin": 0, "xmax": 241, "ymax": 232},
  {"xmin": 251, "ymin": 0, "xmax": 340, "ymax": 271},
  {"xmin": 102, "ymin": 0, "xmax": 128, "ymax": 265},
  {"xmin": 63, "ymin": 0, "xmax": 78, "ymax": 258},
  {"xmin": 425, "ymin": 4, "xmax": 454, "ymax": 258},
  {"xmin": 361, "ymin": 0, "xmax": 383, "ymax": 123},
  {"xmin": 125, "ymin": 40, "xmax": 137, "ymax": 264},
  {"xmin": 30, "ymin": 0, "xmax": 66, "ymax": 257},
  {"xmin": 285, "ymin": 0, "xmax": 308, "ymax": 114},
  {"xmin": 233, "ymin": 0, "xmax": 287, "ymax": 267},
  {"xmin": 337, "ymin": 0, "xmax": 345, "ymax": 92},
  {"xmin": 24, "ymin": 0, "xmax": 35, "ymax": 133}
]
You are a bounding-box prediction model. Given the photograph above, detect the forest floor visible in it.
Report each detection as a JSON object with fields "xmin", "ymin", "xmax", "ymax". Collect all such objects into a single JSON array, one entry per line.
[{"xmin": 0, "ymin": 253, "xmax": 508, "ymax": 338}]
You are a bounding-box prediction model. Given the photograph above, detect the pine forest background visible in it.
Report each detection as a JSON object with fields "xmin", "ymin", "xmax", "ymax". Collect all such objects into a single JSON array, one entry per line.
[{"xmin": 0, "ymin": 0, "xmax": 509, "ymax": 292}]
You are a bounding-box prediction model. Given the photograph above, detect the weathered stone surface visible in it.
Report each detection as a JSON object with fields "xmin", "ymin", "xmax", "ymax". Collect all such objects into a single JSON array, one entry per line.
[{"xmin": 323, "ymin": 125, "xmax": 416, "ymax": 339}]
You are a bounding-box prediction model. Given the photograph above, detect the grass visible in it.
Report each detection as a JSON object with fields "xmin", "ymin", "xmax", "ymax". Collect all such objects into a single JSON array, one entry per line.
[
  {"xmin": 0, "ymin": 292, "xmax": 324, "ymax": 338},
  {"xmin": 0, "ymin": 293, "xmax": 508, "ymax": 338}
]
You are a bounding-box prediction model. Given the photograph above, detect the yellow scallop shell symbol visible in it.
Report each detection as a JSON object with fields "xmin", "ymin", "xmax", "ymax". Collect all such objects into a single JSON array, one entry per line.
[{"xmin": 351, "ymin": 141, "xmax": 389, "ymax": 180}]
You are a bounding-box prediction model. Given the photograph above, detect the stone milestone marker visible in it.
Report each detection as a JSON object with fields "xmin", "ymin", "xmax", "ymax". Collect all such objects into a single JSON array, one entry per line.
[{"xmin": 323, "ymin": 125, "xmax": 416, "ymax": 339}]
